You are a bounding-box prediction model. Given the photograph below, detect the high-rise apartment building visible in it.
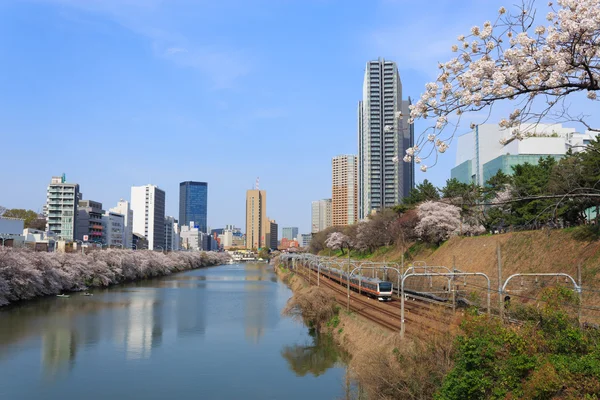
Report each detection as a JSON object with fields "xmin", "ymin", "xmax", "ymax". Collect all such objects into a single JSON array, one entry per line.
[
  {"xmin": 269, "ymin": 220, "xmax": 278, "ymax": 250},
  {"xmin": 358, "ymin": 58, "xmax": 414, "ymax": 218},
  {"xmin": 110, "ymin": 199, "xmax": 133, "ymax": 249},
  {"xmin": 131, "ymin": 185, "xmax": 166, "ymax": 251},
  {"xmin": 245, "ymin": 189, "xmax": 269, "ymax": 249},
  {"xmin": 46, "ymin": 175, "xmax": 80, "ymax": 241},
  {"xmin": 179, "ymin": 181, "xmax": 208, "ymax": 233},
  {"xmin": 332, "ymin": 155, "xmax": 358, "ymax": 226},
  {"xmin": 311, "ymin": 199, "xmax": 332, "ymax": 233},
  {"xmin": 281, "ymin": 227, "xmax": 298, "ymax": 241},
  {"xmin": 77, "ymin": 200, "xmax": 104, "ymax": 243}
]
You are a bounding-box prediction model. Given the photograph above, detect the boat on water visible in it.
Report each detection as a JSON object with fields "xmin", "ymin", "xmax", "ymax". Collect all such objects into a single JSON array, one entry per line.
[
  {"xmin": 56, "ymin": 294, "xmax": 70, "ymax": 298},
  {"xmin": 82, "ymin": 293, "xmax": 93, "ymax": 296}
]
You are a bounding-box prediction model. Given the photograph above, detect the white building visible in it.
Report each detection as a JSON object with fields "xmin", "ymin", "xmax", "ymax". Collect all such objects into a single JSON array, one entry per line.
[
  {"xmin": 23, "ymin": 228, "xmax": 56, "ymax": 251},
  {"xmin": 131, "ymin": 185, "xmax": 166, "ymax": 251},
  {"xmin": 102, "ymin": 211, "xmax": 125, "ymax": 247},
  {"xmin": 298, "ymin": 233, "xmax": 312, "ymax": 248},
  {"xmin": 452, "ymin": 123, "xmax": 599, "ymax": 185},
  {"xmin": 165, "ymin": 216, "xmax": 180, "ymax": 251},
  {"xmin": 358, "ymin": 58, "xmax": 414, "ymax": 218},
  {"xmin": 110, "ymin": 200, "xmax": 133, "ymax": 249},
  {"xmin": 180, "ymin": 222, "xmax": 204, "ymax": 251},
  {"xmin": 311, "ymin": 199, "xmax": 332, "ymax": 233},
  {"xmin": 46, "ymin": 175, "xmax": 80, "ymax": 241}
]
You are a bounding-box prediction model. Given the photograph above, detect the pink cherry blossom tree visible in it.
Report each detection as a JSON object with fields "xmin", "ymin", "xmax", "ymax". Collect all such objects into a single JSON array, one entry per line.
[
  {"xmin": 415, "ymin": 201, "xmax": 486, "ymax": 244},
  {"xmin": 0, "ymin": 249, "xmax": 230, "ymax": 306},
  {"xmin": 407, "ymin": 0, "xmax": 600, "ymax": 169},
  {"xmin": 325, "ymin": 232, "xmax": 353, "ymax": 255}
]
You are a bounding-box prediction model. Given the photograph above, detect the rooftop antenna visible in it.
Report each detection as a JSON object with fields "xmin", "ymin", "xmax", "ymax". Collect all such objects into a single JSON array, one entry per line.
[{"xmin": 255, "ymin": 177, "xmax": 259, "ymax": 190}]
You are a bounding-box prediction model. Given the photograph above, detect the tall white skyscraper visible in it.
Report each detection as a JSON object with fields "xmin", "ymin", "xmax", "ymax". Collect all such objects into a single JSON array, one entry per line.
[
  {"xmin": 358, "ymin": 58, "xmax": 414, "ymax": 219},
  {"xmin": 110, "ymin": 199, "xmax": 133, "ymax": 249},
  {"xmin": 131, "ymin": 185, "xmax": 166, "ymax": 251},
  {"xmin": 311, "ymin": 199, "xmax": 332, "ymax": 233}
]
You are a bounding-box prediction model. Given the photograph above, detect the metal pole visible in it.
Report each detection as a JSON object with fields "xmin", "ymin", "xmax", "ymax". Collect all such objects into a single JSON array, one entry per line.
[
  {"xmin": 359, "ymin": 267, "xmax": 362, "ymax": 295},
  {"xmin": 346, "ymin": 263, "xmax": 350, "ymax": 312},
  {"xmin": 578, "ymin": 262, "xmax": 582, "ymax": 324},
  {"xmin": 452, "ymin": 282, "xmax": 456, "ymax": 312},
  {"xmin": 497, "ymin": 242, "xmax": 503, "ymax": 319},
  {"xmin": 401, "ymin": 275, "xmax": 405, "ymax": 338}
]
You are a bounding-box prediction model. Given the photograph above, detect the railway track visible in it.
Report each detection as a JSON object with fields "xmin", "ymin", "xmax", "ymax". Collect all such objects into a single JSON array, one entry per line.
[{"xmin": 293, "ymin": 266, "xmax": 452, "ymax": 338}]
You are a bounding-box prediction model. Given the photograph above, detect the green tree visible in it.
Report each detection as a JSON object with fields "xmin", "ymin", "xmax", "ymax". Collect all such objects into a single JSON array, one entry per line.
[
  {"xmin": 403, "ymin": 179, "xmax": 440, "ymax": 206},
  {"xmin": 3, "ymin": 209, "xmax": 46, "ymax": 230},
  {"xmin": 257, "ymin": 247, "xmax": 270, "ymax": 259}
]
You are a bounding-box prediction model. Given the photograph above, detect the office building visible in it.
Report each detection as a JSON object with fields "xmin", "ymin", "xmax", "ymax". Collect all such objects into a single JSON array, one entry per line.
[
  {"xmin": 332, "ymin": 154, "xmax": 358, "ymax": 226},
  {"xmin": 179, "ymin": 181, "xmax": 208, "ymax": 233},
  {"xmin": 246, "ymin": 189, "xmax": 269, "ymax": 249},
  {"xmin": 452, "ymin": 123, "xmax": 599, "ymax": 185},
  {"xmin": 298, "ymin": 233, "xmax": 312, "ymax": 248},
  {"xmin": 131, "ymin": 185, "xmax": 166, "ymax": 251},
  {"xmin": 102, "ymin": 211, "xmax": 124, "ymax": 247},
  {"xmin": 281, "ymin": 227, "xmax": 298, "ymax": 241},
  {"xmin": 110, "ymin": 200, "xmax": 133, "ymax": 249},
  {"xmin": 311, "ymin": 199, "xmax": 332, "ymax": 233},
  {"xmin": 165, "ymin": 216, "xmax": 180, "ymax": 251},
  {"xmin": 219, "ymin": 226, "xmax": 245, "ymax": 249},
  {"xmin": 269, "ymin": 219, "xmax": 278, "ymax": 250},
  {"xmin": 358, "ymin": 58, "xmax": 414, "ymax": 218},
  {"xmin": 46, "ymin": 175, "xmax": 80, "ymax": 241},
  {"xmin": 77, "ymin": 200, "xmax": 104, "ymax": 243}
]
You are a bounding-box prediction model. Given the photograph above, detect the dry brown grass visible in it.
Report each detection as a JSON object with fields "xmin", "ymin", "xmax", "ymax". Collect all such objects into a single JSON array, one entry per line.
[
  {"xmin": 333, "ymin": 310, "xmax": 454, "ymax": 400},
  {"xmin": 282, "ymin": 286, "xmax": 338, "ymax": 332}
]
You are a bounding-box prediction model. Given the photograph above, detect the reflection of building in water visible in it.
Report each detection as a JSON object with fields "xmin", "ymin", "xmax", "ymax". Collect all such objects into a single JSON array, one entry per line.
[
  {"xmin": 124, "ymin": 297, "xmax": 159, "ymax": 359},
  {"xmin": 244, "ymin": 264, "xmax": 278, "ymax": 344},
  {"xmin": 42, "ymin": 328, "xmax": 77, "ymax": 379},
  {"xmin": 176, "ymin": 285, "xmax": 206, "ymax": 337}
]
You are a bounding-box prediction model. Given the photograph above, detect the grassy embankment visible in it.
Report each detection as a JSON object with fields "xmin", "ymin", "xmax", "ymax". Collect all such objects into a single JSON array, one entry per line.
[{"xmin": 324, "ymin": 229, "xmax": 600, "ymax": 320}]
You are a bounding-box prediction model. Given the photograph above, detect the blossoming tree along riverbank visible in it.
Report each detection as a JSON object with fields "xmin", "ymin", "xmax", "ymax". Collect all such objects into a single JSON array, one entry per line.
[
  {"xmin": 0, "ymin": 249, "xmax": 230, "ymax": 306},
  {"xmin": 407, "ymin": 0, "xmax": 600, "ymax": 170}
]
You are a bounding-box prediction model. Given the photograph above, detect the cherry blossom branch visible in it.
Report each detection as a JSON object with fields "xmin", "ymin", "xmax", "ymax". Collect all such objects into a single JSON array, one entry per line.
[{"xmin": 407, "ymin": 0, "xmax": 600, "ymax": 169}]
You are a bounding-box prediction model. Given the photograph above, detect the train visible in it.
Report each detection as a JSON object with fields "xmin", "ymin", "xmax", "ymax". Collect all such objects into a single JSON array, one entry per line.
[{"xmin": 308, "ymin": 262, "xmax": 393, "ymax": 301}]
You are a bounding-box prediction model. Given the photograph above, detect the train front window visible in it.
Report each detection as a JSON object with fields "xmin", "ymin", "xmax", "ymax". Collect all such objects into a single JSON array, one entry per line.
[{"xmin": 379, "ymin": 282, "xmax": 392, "ymax": 292}]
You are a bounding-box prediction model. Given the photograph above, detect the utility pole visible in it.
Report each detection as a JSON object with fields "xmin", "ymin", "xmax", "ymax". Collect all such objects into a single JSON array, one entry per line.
[
  {"xmin": 452, "ymin": 255, "xmax": 457, "ymax": 311},
  {"xmin": 578, "ymin": 262, "xmax": 582, "ymax": 325},
  {"xmin": 497, "ymin": 242, "xmax": 503, "ymax": 319}
]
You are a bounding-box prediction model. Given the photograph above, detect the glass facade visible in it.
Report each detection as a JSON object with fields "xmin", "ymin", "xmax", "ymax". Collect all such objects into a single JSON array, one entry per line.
[
  {"xmin": 450, "ymin": 160, "xmax": 473, "ymax": 184},
  {"xmin": 482, "ymin": 154, "xmax": 563, "ymax": 185},
  {"xmin": 179, "ymin": 182, "xmax": 208, "ymax": 233}
]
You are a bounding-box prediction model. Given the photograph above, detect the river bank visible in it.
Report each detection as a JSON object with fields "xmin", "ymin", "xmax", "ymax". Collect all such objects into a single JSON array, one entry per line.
[
  {"xmin": 0, "ymin": 248, "xmax": 229, "ymax": 306},
  {"xmin": 273, "ymin": 259, "xmax": 453, "ymax": 399}
]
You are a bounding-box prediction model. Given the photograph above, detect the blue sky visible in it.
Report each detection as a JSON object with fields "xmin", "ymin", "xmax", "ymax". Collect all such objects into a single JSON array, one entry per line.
[{"xmin": 0, "ymin": 0, "xmax": 574, "ymax": 234}]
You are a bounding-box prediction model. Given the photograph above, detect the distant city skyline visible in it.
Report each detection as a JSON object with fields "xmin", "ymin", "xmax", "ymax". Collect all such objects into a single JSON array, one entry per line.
[{"xmin": 3, "ymin": 1, "xmax": 599, "ymax": 233}]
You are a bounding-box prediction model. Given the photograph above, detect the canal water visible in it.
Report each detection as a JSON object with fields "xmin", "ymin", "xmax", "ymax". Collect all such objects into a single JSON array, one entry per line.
[{"xmin": 0, "ymin": 263, "xmax": 348, "ymax": 400}]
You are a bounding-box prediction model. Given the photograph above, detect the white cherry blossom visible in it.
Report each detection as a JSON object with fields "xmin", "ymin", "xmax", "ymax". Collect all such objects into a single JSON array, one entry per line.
[{"xmin": 408, "ymin": 0, "xmax": 600, "ymax": 171}]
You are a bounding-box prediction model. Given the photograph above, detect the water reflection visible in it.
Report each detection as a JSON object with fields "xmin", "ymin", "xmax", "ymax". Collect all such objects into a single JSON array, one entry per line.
[
  {"xmin": 244, "ymin": 263, "xmax": 278, "ymax": 344},
  {"xmin": 42, "ymin": 328, "xmax": 77, "ymax": 380},
  {"xmin": 281, "ymin": 332, "xmax": 348, "ymax": 377},
  {"xmin": 0, "ymin": 263, "xmax": 347, "ymax": 400}
]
